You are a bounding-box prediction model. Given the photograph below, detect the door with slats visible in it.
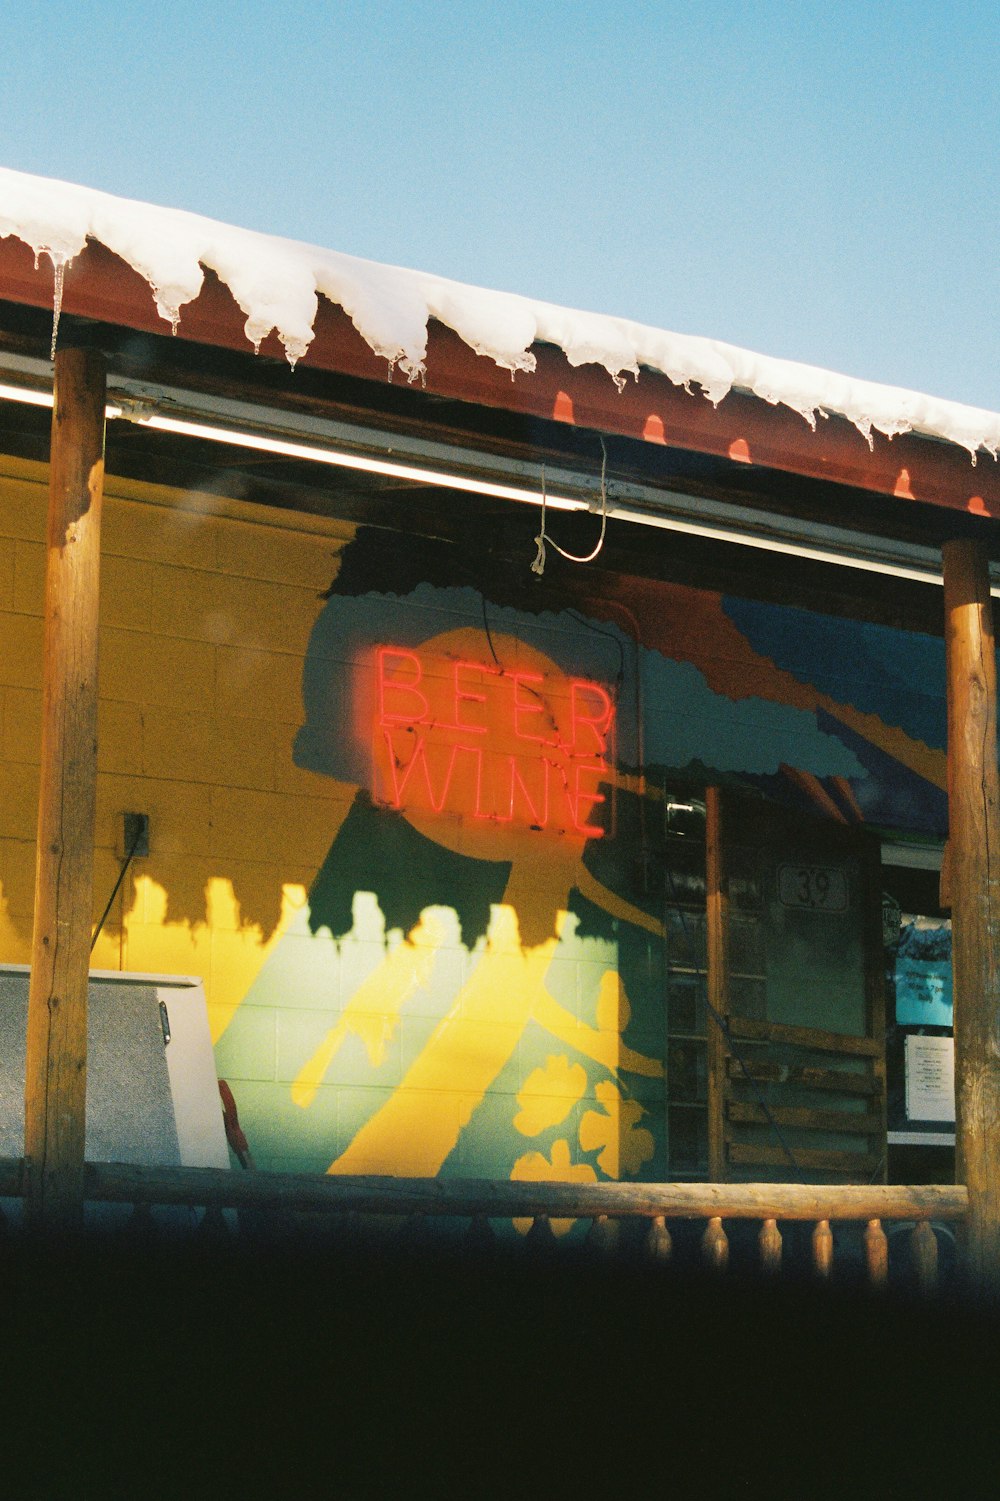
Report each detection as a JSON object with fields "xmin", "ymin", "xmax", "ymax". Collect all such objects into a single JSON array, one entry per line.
[{"xmin": 705, "ymin": 787, "xmax": 886, "ymax": 1184}]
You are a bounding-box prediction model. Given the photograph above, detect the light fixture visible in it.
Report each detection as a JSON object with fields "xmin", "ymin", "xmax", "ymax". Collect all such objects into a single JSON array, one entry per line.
[
  {"xmin": 128, "ymin": 411, "xmax": 584, "ymax": 514},
  {"xmin": 0, "ymin": 363, "xmax": 993, "ymax": 594},
  {"xmin": 0, "ymin": 381, "xmax": 55, "ymax": 409}
]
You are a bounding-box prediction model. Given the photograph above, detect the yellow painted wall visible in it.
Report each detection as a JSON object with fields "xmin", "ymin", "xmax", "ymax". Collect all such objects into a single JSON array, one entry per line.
[
  {"xmin": 0, "ymin": 454, "xmax": 355, "ymax": 1043},
  {"xmin": 0, "ymin": 455, "xmax": 666, "ymax": 1193}
]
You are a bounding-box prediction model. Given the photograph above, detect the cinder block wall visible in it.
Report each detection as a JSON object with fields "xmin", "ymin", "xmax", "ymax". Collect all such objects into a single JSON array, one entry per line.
[
  {"xmin": 4, "ymin": 451, "xmax": 941, "ymax": 1187},
  {"xmin": 0, "ymin": 455, "xmax": 353, "ymax": 1046},
  {"xmin": 0, "ymin": 455, "xmax": 662, "ymax": 1187}
]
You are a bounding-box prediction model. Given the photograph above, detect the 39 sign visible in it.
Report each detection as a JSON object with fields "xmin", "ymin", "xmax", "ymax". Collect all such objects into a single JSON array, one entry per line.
[{"xmin": 777, "ymin": 863, "xmax": 848, "ymax": 913}]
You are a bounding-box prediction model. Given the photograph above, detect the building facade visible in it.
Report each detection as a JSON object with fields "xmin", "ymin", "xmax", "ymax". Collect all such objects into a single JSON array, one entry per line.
[{"xmin": 2, "ymin": 168, "xmax": 998, "ymax": 1216}]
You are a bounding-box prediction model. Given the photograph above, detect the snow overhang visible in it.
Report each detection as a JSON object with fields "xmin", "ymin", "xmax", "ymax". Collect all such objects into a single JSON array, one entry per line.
[{"xmin": 1, "ymin": 166, "xmax": 999, "ymax": 521}]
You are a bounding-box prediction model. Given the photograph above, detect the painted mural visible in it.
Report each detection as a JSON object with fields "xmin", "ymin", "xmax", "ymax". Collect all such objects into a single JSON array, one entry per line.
[
  {"xmin": 0, "ymin": 471, "xmax": 956, "ymax": 1197},
  {"xmin": 211, "ymin": 527, "xmax": 950, "ymax": 1199}
]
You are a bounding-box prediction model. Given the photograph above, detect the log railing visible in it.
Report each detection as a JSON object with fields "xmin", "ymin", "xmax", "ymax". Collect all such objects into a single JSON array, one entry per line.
[{"xmin": 0, "ymin": 1157, "xmax": 966, "ymax": 1290}]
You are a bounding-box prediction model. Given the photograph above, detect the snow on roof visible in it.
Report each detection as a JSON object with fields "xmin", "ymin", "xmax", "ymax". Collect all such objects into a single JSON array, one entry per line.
[{"xmin": 2, "ymin": 165, "xmax": 998, "ymax": 462}]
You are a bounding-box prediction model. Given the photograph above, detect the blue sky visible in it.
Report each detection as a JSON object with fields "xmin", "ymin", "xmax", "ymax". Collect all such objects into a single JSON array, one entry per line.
[{"xmin": 2, "ymin": 1, "xmax": 998, "ymax": 410}]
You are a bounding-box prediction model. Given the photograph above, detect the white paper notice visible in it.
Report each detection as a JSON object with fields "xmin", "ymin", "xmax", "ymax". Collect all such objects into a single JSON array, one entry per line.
[{"xmin": 904, "ymin": 1034, "xmax": 955, "ymax": 1123}]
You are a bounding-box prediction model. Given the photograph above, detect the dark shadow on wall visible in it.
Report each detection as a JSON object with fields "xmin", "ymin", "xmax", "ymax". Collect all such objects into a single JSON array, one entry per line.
[
  {"xmin": 307, "ymin": 792, "xmax": 511, "ymax": 947},
  {"xmin": 324, "ymin": 522, "xmax": 584, "ymax": 614}
]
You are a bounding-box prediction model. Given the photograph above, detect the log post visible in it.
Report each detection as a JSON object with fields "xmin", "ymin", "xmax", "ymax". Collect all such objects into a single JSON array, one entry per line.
[
  {"xmin": 864, "ymin": 1218, "xmax": 888, "ymax": 1289},
  {"xmin": 705, "ymin": 786, "xmax": 728, "ymax": 1181},
  {"xmin": 23, "ymin": 346, "xmax": 106, "ymax": 1233},
  {"xmin": 758, "ymin": 1217, "xmax": 782, "ymax": 1275},
  {"xmin": 644, "ymin": 1215, "xmax": 672, "ymax": 1262},
  {"xmin": 812, "ymin": 1218, "xmax": 833, "ymax": 1279},
  {"xmin": 701, "ymin": 1215, "xmax": 729, "ymax": 1271},
  {"xmin": 942, "ymin": 536, "xmax": 1000, "ymax": 1291},
  {"xmin": 911, "ymin": 1220, "xmax": 939, "ymax": 1296}
]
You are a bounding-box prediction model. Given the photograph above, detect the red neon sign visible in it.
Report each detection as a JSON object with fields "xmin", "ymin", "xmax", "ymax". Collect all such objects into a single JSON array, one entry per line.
[{"xmin": 371, "ymin": 645, "xmax": 615, "ymax": 838}]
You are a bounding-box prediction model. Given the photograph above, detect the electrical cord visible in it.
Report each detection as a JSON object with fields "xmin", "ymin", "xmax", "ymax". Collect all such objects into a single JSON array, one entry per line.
[
  {"xmin": 91, "ymin": 823, "xmax": 144, "ymax": 953},
  {"xmin": 531, "ymin": 436, "xmax": 609, "ymax": 577},
  {"xmin": 481, "ymin": 591, "xmax": 500, "ymax": 666}
]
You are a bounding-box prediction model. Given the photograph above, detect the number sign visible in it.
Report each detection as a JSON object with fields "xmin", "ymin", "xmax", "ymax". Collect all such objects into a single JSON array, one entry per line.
[{"xmin": 777, "ymin": 863, "xmax": 848, "ymax": 913}]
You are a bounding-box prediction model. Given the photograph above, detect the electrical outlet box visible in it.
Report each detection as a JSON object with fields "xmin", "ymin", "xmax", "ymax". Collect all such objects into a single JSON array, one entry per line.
[{"xmin": 123, "ymin": 812, "xmax": 149, "ymax": 858}]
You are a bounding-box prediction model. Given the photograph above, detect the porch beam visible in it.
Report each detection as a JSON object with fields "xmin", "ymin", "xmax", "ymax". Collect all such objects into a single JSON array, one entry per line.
[
  {"xmin": 23, "ymin": 346, "xmax": 106, "ymax": 1232},
  {"xmin": 52, "ymin": 1161, "xmax": 976, "ymax": 1222},
  {"xmin": 942, "ymin": 536, "xmax": 1000, "ymax": 1289}
]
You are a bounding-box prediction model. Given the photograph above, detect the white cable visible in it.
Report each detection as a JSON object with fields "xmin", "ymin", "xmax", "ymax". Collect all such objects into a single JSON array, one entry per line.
[{"xmin": 531, "ymin": 437, "xmax": 609, "ymax": 577}]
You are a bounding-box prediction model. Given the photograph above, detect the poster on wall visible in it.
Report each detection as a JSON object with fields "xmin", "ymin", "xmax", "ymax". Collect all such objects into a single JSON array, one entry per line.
[
  {"xmin": 894, "ymin": 915, "xmax": 952, "ymax": 1026},
  {"xmin": 904, "ymin": 1034, "xmax": 955, "ymax": 1123}
]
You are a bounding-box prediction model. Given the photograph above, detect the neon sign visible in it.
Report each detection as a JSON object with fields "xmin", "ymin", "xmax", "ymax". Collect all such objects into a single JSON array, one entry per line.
[{"xmin": 370, "ymin": 645, "xmax": 615, "ymax": 838}]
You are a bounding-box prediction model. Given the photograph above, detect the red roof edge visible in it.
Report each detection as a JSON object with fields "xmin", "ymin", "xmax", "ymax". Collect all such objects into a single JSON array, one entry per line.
[{"xmin": 2, "ymin": 234, "xmax": 998, "ymax": 520}]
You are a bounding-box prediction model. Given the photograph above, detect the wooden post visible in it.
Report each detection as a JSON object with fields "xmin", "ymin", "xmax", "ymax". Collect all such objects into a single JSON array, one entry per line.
[
  {"xmin": 23, "ymin": 346, "xmax": 106, "ymax": 1233},
  {"xmin": 811, "ymin": 1218, "xmax": 834, "ymax": 1279},
  {"xmin": 943, "ymin": 536, "xmax": 1000, "ymax": 1290},
  {"xmin": 705, "ymin": 786, "xmax": 728, "ymax": 1181},
  {"xmin": 864, "ymin": 1218, "xmax": 888, "ymax": 1289},
  {"xmin": 701, "ymin": 1215, "xmax": 729, "ymax": 1272}
]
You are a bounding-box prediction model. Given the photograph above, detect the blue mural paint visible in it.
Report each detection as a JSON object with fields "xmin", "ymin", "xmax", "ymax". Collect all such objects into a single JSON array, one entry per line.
[
  {"xmin": 721, "ymin": 596, "xmax": 949, "ymax": 751},
  {"xmin": 814, "ymin": 709, "xmax": 948, "ymax": 835},
  {"xmin": 640, "ymin": 655, "xmax": 862, "ymax": 779}
]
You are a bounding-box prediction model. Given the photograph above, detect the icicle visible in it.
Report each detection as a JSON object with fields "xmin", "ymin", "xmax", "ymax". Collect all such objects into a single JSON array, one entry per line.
[
  {"xmin": 851, "ymin": 415, "xmax": 875, "ymax": 452},
  {"xmin": 242, "ymin": 315, "xmax": 273, "ymax": 358},
  {"xmin": 148, "ymin": 279, "xmax": 187, "ymax": 336},
  {"xmin": 281, "ymin": 334, "xmax": 310, "ymax": 372},
  {"xmin": 32, "ymin": 250, "xmax": 39, "ymax": 272},
  {"xmin": 49, "ymin": 256, "xmax": 67, "ymax": 362}
]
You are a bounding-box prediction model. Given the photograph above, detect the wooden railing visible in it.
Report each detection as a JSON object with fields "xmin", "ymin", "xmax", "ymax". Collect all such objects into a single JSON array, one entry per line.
[{"xmin": 0, "ymin": 1157, "xmax": 967, "ymax": 1291}]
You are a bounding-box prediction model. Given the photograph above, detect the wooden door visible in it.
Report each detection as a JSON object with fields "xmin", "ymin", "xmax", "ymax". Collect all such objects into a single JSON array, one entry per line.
[{"xmin": 705, "ymin": 788, "xmax": 886, "ymax": 1183}]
